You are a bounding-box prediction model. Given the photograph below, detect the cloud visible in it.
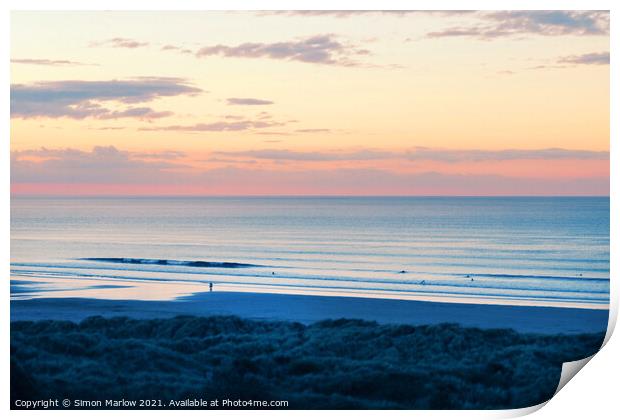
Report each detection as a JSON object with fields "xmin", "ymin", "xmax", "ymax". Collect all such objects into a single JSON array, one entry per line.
[
  {"xmin": 91, "ymin": 37, "xmax": 149, "ymax": 49},
  {"xmin": 196, "ymin": 34, "xmax": 369, "ymax": 66},
  {"xmin": 260, "ymin": 11, "xmax": 472, "ymax": 18},
  {"xmin": 11, "ymin": 58, "xmax": 94, "ymax": 66},
  {"xmin": 140, "ymin": 119, "xmax": 283, "ymax": 132},
  {"xmin": 212, "ymin": 147, "xmax": 609, "ymax": 162},
  {"xmin": 89, "ymin": 126, "xmax": 125, "ymax": 131},
  {"xmin": 11, "ymin": 146, "xmax": 609, "ymax": 195},
  {"xmin": 12, "ymin": 146, "xmax": 185, "ymax": 160},
  {"xmin": 161, "ymin": 44, "xmax": 193, "ymax": 54},
  {"xmin": 131, "ymin": 150, "xmax": 187, "ymax": 160},
  {"xmin": 141, "ymin": 112, "xmax": 286, "ymax": 132},
  {"xmin": 527, "ymin": 52, "xmax": 609, "ymax": 71},
  {"xmin": 255, "ymin": 131, "xmax": 291, "ymax": 136},
  {"xmin": 527, "ymin": 64, "xmax": 568, "ymax": 71},
  {"xmin": 426, "ymin": 11, "xmax": 609, "ymax": 40},
  {"xmin": 11, "ymin": 146, "xmax": 189, "ymax": 185},
  {"xmin": 11, "ymin": 148, "xmax": 608, "ymax": 196},
  {"xmin": 407, "ymin": 147, "xmax": 609, "ymax": 162},
  {"xmin": 295, "ymin": 128, "xmax": 331, "ymax": 133},
  {"xmin": 206, "ymin": 158, "xmax": 259, "ymax": 165},
  {"xmin": 262, "ymin": 11, "xmax": 609, "ymax": 40},
  {"xmin": 226, "ymin": 97, "xmax": 274, "ymax": 106},
  {"xmin": 558, "ymin": 51, "xmax": 610, "ymax": 65},
  {"xmin": 10, "ymin": 77, "xmax": 201, "ymax": 120},
  {"xmin": 214, "ymin": 149, "xmax": 393, "ymax": 162},
  {"xmin": 100, "ymin": 107, "xmax": 173, "ymax": 120},
  {"xmin": 428, "ymin": 28, "xmax": 483, "ymax": 38}
]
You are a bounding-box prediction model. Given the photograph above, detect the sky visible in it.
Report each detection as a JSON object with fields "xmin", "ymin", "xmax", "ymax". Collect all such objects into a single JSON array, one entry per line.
[{"xmin": 10, "ymin": 11, "xmax": 610, "ymax": 195}]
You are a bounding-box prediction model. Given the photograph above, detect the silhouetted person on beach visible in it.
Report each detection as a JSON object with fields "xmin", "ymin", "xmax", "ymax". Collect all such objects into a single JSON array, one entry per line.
[{"xmin": 209, "ymin": 282, "xmax": 213, "ymax": 292}]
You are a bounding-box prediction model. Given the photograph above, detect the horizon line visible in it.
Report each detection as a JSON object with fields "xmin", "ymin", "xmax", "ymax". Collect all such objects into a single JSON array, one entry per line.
[{"xmin": 10, "ymin": 194, "xmax": 611, "ymax": 199}]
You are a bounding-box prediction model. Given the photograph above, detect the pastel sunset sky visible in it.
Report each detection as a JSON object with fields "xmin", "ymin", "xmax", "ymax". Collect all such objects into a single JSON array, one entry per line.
[{"xmin": 10, "ymin": 11, "xmax": 610, "ymax": 195}]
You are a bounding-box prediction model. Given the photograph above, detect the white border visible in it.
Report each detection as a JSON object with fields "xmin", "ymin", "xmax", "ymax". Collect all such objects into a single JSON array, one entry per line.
[{"xmin": 2, "ymin": 1, "xmax": 617, "ymax": 419}]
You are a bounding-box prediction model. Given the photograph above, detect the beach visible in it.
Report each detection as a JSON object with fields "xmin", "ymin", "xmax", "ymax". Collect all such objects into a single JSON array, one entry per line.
[{"xmin": 11, "ymin": 291, "xmax": 608, "ymax": 334}]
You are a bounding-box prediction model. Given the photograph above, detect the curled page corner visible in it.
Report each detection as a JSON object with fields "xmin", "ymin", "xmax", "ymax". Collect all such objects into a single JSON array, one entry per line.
[
  {"xmin": 502, "ymin": 400, "xmax": 548, "ymax": 418},
  {"xmin": 552, "ymin": 299, "xmax": 617, "ymax": 397},
  {"xmin": 554, "ymin": 355, "xmax": 595, "ymax": 396},
  {"xmin": 507, "ymin": 353, "xmax": 600, "ymax": 419},
  {"xmin": 602, "ymin": 309, "xmax": 617, "ymax": 347}
]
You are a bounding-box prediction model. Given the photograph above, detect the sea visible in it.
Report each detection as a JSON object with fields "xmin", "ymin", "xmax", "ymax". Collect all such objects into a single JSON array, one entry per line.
[{"xmin": 10, "ymin": 196, "xmax": 610, "ymax": 309}]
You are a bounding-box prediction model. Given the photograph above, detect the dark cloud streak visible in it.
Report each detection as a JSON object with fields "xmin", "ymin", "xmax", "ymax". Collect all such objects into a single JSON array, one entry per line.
[
  {"xmin": 11, "ymin": 58, "xmax": 95, "ymax": 66},
  {"xmin": 213, "ymin": 147, "xmax": 609, "ymax": 162},
  {"xmin": 558, "ymin": 51, "xmax": 609, "ymax": 65},
  {"xmin": 11, "ymin": 77, "xmax": 201, "ymax": 120},
  {"xmin": 140, "ymin": 119, "xmax": 283, "ymax": 132},
  {"xmin": 296, "ymin": 128, "xmax": 331, "ymax": 133},
  {"xmin": 161, "ymin": 44, "xmax": 193, "ymax": 54},
  {"xmin": 196, "ymin": 34, "xmax": 369, "ymax": 67},
  {"xmin": 426, "ymin": 11, "xmax": 609, "ymax": 40},
  {"xmin": 227, "ymin": 97, "xmax": 274, "ymax": 105},
  {"xmin": 91, "ymin": 37, "xmax": 149, "ymax": 49}
]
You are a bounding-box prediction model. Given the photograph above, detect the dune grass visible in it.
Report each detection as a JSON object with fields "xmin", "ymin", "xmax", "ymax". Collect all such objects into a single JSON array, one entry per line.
[{"xmin": 11, "ymin": 315, "xmax": 605, "ymax": 409}]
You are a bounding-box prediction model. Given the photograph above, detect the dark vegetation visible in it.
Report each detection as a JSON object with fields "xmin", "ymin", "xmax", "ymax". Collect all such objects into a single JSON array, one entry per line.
[{"xmin": 11, "ymin": 316, "xmax": 604, "ymax": 409}]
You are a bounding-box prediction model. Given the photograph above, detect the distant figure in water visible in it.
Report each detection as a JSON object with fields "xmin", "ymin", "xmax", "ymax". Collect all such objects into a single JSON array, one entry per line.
[
  {"xmin": 272, "ymin": 271, "xmax": 275, "ymax": 275},
  {"xmin": 209, "ymin": 282, "xmax": 213, "ymax": 292},
  {"xmin": 399, "ymin": 270, "xmax": 406, "ymax": 274},
  {"xmin": 420, "ymin": 280, "xmax": 426, "ymax": 285}
]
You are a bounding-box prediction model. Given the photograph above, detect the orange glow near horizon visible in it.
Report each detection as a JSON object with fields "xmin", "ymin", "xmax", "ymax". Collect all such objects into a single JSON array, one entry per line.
[{"xmin": 10, "ymin": 11, "xmax": 610, "ymax": 196}]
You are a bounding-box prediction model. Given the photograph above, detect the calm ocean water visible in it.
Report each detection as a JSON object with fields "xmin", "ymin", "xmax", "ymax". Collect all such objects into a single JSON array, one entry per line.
[{"xmin": 10, "ymin": 197, "xmax": 609, "ymax": 308}]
